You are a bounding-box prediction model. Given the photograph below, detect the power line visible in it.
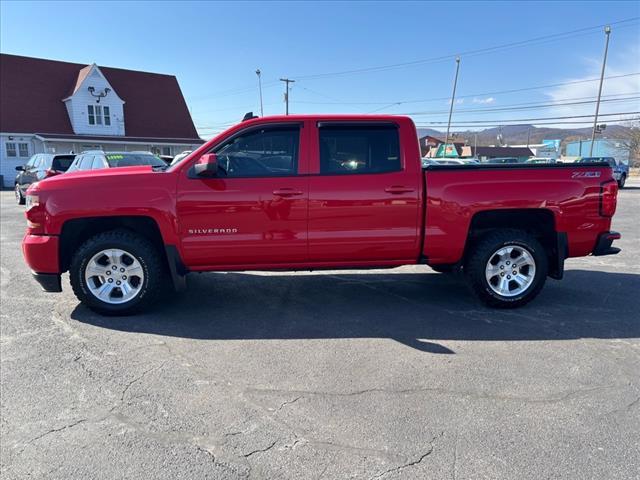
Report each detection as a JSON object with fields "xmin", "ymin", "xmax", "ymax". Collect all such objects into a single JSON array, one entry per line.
[
  {"xmin": 290, "ymin": 73, "xmax": 640, "ymax": 107},
  {"xmin": 292, "ymin": 17, "xmax": 639, "ymax": 80},
  {"xmin": 414, "ymin": 118, "xmax": 640, "ymax": 128},
  {"xmin": 402, "ymin": 95, "xmax": 640, "ymax": 116},
  {"xmin": 412, "ymin": 111, "xmax": 640, "ymax": 125}
]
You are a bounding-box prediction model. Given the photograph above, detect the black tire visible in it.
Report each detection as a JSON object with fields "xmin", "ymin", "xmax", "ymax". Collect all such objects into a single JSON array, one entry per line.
[
  {"xmin": 15, "ymin": 184, "xmax": 25, "ymax": 205},
  {"xmin": 464, "ymin": 229, "xmax": 548, "ymax": 308},
  {"xmin": 618, "ymin": 174, "xmax": 626, "ymax": 189},
  {"xmin": 70, "ymin": 230, "xmax": 164, "ymax": 315}
]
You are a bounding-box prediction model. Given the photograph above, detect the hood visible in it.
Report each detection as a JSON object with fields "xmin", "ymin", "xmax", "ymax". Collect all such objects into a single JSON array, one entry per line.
[{"xmin": 27, "ymin": 165, "xmax": 161, "ymax": 193}]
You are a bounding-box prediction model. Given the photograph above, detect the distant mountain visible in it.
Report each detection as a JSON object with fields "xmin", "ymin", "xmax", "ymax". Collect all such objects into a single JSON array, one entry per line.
[{"xmin": 416, "ymin": 124, "xmax": 632, "ymax": 146}]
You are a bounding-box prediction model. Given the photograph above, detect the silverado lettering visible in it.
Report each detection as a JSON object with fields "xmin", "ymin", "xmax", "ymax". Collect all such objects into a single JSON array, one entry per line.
[{"xmin": 21, "ymin": 114, "xmax": 621, "ymax": 315}]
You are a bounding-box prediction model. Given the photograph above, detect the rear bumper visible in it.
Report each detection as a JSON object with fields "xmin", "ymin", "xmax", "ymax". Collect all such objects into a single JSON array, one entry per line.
[
  {"xmin": 32, "ymin": 272, "xmax": 62, "ymax": 292},
  {"xmin": 593, "ymin": 231, "xmax": 621, "ymax": 256},
  {"xmin": 22, "ymin": 234, "xmax": 62, "ymax": 291}
]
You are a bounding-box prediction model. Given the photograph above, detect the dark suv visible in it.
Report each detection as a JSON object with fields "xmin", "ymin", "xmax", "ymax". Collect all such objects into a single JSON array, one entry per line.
[{"xmin": 15, "ymin": 153, "xmax": 75, "ymax": 204}]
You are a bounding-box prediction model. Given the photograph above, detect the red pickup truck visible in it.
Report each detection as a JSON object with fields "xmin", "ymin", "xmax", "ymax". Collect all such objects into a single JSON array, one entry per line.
[{"xmin": 22, "ymin": 115, "xmax": 621, "ymax": 315}]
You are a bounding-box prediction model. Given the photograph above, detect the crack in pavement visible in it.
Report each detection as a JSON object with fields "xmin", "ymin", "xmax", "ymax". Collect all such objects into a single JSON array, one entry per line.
[
  {"xmin": 112, "ymin": 361, "xmax": 168, "ymax": 410},
  {"xmin": 246, "ymin": 384, "xmax": 618, "ymax": 405},
  {"xmin": 276, "ymin": 396, "xmax": 301, "ymax": 412},
  {"xmin": 16, "ymin": 418, "xmax": 88, "ymax": 454},
  {"xmin": 369, "ymin": 431, "xmax": 444, "ymax": 480},
  {"xmin": 243, "ymin": 439, "xmax": 279, "ymax": 458}
]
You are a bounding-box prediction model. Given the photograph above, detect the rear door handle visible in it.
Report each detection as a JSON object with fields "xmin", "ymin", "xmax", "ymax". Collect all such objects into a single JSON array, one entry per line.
[
  {"xmin": 385, "ymin": 186, "xmax": 415, "ymax": 194},
  {"xmin": 273, "ymin": 188, "xmax": 303, "ymax": 197}
]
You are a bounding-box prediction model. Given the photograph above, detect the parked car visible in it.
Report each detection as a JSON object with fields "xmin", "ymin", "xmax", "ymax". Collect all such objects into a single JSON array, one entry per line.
[
  {"xmin": 22, "ymin": 114, "xmax": 621, "ymax": 315},
  {"xmin": 170, "ymin": 150, "xmax": 193, "ymax": 165},
  {"xmin": 486, "ymin": 157, "xmax": 520, "ymax": 164},
  {"xmin": 526, "ymin": 158, "xmax": 557, "ymax": 164},
  {"xmin": 576, "ymin": 156, "xmax": 628, "ymax": 188},
  {"xmin": 66, "ymin": 151, "xmax": 167, "ymax": 172},
  {"xmin": 14, "ymin": 153, "xmax": 75, "ymax": 205}
]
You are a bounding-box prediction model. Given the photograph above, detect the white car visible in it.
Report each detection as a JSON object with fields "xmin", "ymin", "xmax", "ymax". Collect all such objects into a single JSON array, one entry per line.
[{"xmin": 170, "ymin": 150, "xmax": 193, "ymax": 165}]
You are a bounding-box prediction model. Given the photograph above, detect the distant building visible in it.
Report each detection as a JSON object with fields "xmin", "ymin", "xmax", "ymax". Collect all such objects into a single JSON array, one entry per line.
[
  {"xmin": 565, "ymin": 139, "xmax": 630, "ymax": 163},
  {"xmin": 419, "ymin": 135, "xmax": 465, "ymax": 157},
  {"xmin": 0, "ymin": 54, "xmax": 204, "ymax": 187},
  {"xmin": 471, "ymin": 146, "xmax": 534, "ymax": 162},
  {"xmin": 510, "ymin": 140, "xmax": 560, "ymax": 159}
]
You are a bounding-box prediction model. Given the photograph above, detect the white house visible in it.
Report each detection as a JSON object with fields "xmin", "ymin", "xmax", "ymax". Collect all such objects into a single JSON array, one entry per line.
[{"xmin": 0, "ymin": 54, "xmax": 204, "ymax": 187}]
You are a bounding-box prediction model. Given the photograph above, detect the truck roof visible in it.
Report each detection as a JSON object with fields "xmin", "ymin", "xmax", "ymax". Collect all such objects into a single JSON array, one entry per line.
[{"xmin": 239, "ymin": 114, "xmax": 414, "ymax": 123}]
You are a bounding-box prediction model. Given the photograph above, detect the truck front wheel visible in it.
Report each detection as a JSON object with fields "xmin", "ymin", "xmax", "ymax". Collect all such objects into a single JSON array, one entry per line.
[
  {"xmin": 618, "ymin": 174, "xmax": 626, "ymax": 188},
  {"xmin": 69, "ymin": 230, "xmax": 164, "ymax": 315},
  {"xmin": 464, "ymin": 229, "xmax": 548, "ymax": 308}
]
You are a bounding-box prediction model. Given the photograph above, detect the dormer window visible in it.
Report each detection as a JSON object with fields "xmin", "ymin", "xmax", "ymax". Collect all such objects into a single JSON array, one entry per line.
[{"xmin": 87, "ymin": 105, "xmax": 111, "ymax": 126}]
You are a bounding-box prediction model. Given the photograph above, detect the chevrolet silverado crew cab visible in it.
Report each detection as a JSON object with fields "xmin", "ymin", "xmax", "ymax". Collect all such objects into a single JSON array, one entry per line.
[{"xmin": 22, "ymin": 115, "xmax": 621, "ymax": 315}]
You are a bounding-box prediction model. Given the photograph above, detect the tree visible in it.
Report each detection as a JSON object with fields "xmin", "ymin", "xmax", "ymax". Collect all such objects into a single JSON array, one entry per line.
[{"xmin": 619, "ymin": 119, "xmax": 640, "ymax": 167}]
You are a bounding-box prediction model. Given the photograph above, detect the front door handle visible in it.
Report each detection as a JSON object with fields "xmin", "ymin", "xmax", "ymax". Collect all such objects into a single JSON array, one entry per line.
[
  {"xmin": 385, "ymin": 186, "xmax": 415, "ymax": 194},
  {"xmin": 273, "ymin": 188, "xmax": 303, "ymax": 197}
]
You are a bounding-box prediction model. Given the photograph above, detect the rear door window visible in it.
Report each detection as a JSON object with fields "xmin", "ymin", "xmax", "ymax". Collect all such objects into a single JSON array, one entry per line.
[
  {"xmin": 52, "ymin": 155, "xmax": 75, "ymax": 171},
  {"xmin": 78, "ymin": 155, "xmax": 94, "ymax": 170},
  {"xmin": 92, "ymin": 156, "xmax": 107, "ymax": 169},
  {"xmin": 318, "ymin": 125, "xmax": 401, "ymax": 174}
]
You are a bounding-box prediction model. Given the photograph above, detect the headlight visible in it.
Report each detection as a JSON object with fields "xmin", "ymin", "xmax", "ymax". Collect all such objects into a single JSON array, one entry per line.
[{"xmin": 25, "ymin": 194, "xmax": 39, "ymax": 211}]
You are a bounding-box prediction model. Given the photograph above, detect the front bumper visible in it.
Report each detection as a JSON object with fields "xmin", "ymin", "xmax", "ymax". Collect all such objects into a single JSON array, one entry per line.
[
  {"xmin": 32, "ymin": 272, "xmax": 62, "ymax": 292},
  {"xmin": 22, "ymin": 234, "xmax": 62, "ymax": 291},
  {"xmin": 593, "ymin": 231, "xmax": 621, "ymax": 256}
]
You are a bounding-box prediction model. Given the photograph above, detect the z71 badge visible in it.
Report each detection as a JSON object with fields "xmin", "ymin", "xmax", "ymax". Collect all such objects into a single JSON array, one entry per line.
[{"xmin": 572, "ymin": 171, "xmax": 601, "ymax": 178}]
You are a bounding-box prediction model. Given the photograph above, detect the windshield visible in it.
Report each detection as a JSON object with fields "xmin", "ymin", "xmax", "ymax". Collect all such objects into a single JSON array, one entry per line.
[{"xmin": 105, "ymin": 153, "xmax": 166, "ymax": 168}]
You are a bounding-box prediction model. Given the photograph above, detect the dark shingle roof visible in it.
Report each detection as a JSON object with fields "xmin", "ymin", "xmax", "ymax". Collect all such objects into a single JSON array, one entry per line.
[{"xmin": 0, "ymin": 54, "xmax": 201, "ymax": 141}]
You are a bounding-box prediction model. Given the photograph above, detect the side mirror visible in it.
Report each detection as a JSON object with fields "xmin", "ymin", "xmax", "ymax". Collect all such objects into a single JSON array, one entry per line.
[
  {"xmin": 192, "ymin": 153, "xmax": 218, "ymax": 178},
  {"xmin": 15, "ymin": 165, "xmax": 24, "ymax": 171}
]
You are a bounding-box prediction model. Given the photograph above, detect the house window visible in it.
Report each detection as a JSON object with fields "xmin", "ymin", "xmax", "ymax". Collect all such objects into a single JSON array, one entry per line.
[
  {"xmin": 18, "ymin": 143, "xmax": 29, "ymax": 157},
  {"xmin": 162, "ymin": 147, "xmax": 171, "ymax": 156},
  {"xmin": 6, "ymin": 142, "xmax": 17, "ymax": 157},
  {"xmin": 88, "ymin": 105, "xmax": 108, "ymax": 125}
]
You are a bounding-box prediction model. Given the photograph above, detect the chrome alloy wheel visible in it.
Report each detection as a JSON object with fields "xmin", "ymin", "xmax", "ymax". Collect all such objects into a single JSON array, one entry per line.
[
  {"xmin": 15, "ymin": 184, "xmax": 22, "ymax": 202},
  {"xmin": 485, "ymin": 245, "xmax": 536, "ymax": 297},
  {"xmin": 84, "ymin": 248, "xmax": 145, "ymax": 304}
]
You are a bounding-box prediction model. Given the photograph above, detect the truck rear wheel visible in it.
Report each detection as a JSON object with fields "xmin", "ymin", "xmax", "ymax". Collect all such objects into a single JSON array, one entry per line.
[
  {"xmin": 69, "ymin": 230, "xmax": 164, "ymax": 315},
  {"xmin": 465, "ymin": 229, "xmax": 548, "ymax": 308}
]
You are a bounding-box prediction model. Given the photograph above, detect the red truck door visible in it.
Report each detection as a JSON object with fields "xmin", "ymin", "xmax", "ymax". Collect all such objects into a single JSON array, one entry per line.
[
  {"xmin": 176, "ymin": 123, "xmax": 309, "ymax": 267},
  {"xmin": 307, "ymin": 122, "xmax": 422, "ymax": 263}
]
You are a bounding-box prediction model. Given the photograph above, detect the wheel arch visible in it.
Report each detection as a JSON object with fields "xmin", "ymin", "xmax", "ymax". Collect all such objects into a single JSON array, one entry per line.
[
  {"xmin": 464, "ymin": 208, "xmax": 565, "ymax": 279},
  {"xmin": 60, "ymin": 216, "xmax": 167, "ymax": 273}
]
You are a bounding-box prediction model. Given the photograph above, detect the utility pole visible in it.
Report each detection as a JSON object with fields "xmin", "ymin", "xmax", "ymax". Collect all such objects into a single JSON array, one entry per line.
[
  {"xmin": 256, "ymin": 69, "xmax": 264, "ymax": 117},
  {"xmin": 280, "ymin": 78, "xmax": 295, "ymax": 115},
  {"xmin": 474, "ymin": 132, "xmax": 478, "ymax": 158},
  {"xmin": 442, "ymin": 57, "xmax": 461, "ymax": 158},
  {"xmin": 590, "ymin": 25, "xmax": 611, "ymax": 156}
]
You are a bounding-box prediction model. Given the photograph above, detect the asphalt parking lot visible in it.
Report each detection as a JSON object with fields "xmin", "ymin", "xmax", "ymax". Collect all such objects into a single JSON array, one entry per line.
[{"xmin": 1, "ymin": 183, "xmax": 639, "ymax": 480}]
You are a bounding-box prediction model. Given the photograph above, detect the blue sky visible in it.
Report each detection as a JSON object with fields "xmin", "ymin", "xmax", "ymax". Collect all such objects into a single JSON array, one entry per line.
[{"xmin": 1, "ymin": 1, "xmax": 639, "ymax": 137}]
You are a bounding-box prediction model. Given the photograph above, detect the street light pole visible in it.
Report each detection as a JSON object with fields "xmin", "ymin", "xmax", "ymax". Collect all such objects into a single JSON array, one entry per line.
[
  {"xmin": 280, "ymin": 78, "xmax": 295, "ymax": 115},
  {"xmin": 256, "ymin": 69, "xmax": 264, "ymax": 117},
  {"xmin": 590, "ymin": 25, "xmax": 611, "ymax": 156},
  {"xmin": 442, "ymin": 57, "xmax": 461, "ymax": 158}
]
